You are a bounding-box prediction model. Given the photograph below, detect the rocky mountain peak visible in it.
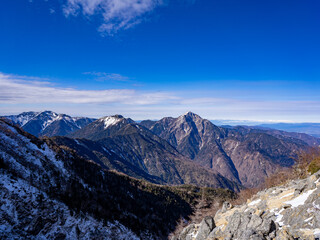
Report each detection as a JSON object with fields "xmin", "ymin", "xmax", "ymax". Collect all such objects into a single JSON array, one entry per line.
[
  {"xmin": 180, "ymin": 111, "xmax": 203, "ymax": 122},
  {"xmin": 40, "ymin": 110, "xmax": 57, "ymax": 116}
]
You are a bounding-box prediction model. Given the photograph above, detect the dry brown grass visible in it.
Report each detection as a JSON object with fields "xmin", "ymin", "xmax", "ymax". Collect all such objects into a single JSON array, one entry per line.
[
  {"xmin": 263, "ymin": 168, "xmax": 296, "ymax": 189},
  {"xmin": 231, "ymin": 187, "xmax": 261, "ymax": 206},
  {"xmin": 169, "ymin": 199, "xmax": 223, "ymax": 238},
  {"xmin": 302, "ymin": 147, "xmax": 320, "ymax": 174},
  {"xmin": 233, "ymin": 147, "xmax": 320, "ymax": 206}
]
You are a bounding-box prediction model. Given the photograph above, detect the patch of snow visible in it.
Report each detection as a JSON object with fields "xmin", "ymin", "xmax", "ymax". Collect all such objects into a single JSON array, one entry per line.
[
  {"xmin": 101, "ymin": 116, "xmax": 121, "ymax": 129},
  {"xmin": 0, "ymin": 132, "xmax": 19, "ymax": 147},
  {"xmin": 280, "ymin": 191, "xmax": 294, "ymax": 199},
  {"xmin": 40, "ymin": 144, "xmax": 69, "ymax": 176},
  {"xmin": 314, "ymin": 228, "xmax": 320, "ymax": 236},
  {"xmin": 248, "ymin": 199, "xmax": 261, "ymax": 206},
  {"xmin": 285, "ymin": 189, "xmax": 317, "ymax": 208},
  {"xmin": 102, "ymin": 147, "xmax": 110, "ymax": 154},
  {"xmin": 274, "ymin": 208, "xmax": 285, "ymax": 227},
  {"xmin": 304, "ymin": 217, "xmax": 313, "ymax": 222},
  {"xmin": 0, "ymin": 152, "xmax": 32, "ymax": 179},
  {"xmin": 127, "ymin": 191, "xmax": 134, "ymax": 199}
]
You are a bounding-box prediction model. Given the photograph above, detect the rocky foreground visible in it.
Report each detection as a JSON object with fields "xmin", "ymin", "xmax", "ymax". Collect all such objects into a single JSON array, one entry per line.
[{"xmin": 174, "ymin": 170, "xmax": 320, "ymax": 240}]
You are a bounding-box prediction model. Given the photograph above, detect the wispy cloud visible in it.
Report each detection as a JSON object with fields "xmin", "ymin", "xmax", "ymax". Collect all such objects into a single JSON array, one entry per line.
[
  {"xmin": 1, "ymin": 72, "xmax": 320, "ymax": 122},
  {"xmin": 63, "ymin": 0, "xmax": 164, "ymax": 35},
  {"xmin": 83, "ymin": 72, "xmax": 130, "ymax": 82},
  {"xmin": 0, "ymin": 72, "xmax": 176, "ymax": 105}
]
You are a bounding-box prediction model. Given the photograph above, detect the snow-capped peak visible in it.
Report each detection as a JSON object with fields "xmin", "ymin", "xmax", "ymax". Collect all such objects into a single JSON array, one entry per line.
[{"xmin": 100, "ymin": 116, "xmax": 123, "ymax": 129}]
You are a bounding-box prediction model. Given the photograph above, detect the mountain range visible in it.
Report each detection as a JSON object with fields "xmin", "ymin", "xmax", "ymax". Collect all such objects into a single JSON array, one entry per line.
[
  {"xmin": 0, "ymin": 118, "xmax": 237, "ymax": 239},
  {"xmin": 3, "ymin": 111, "xmax": 319, "ymax": 189}
]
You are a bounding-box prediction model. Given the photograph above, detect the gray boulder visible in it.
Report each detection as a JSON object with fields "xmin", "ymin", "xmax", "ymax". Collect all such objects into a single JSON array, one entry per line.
[{"xmin": 195, "ymin": 217, "xmax": 215, "ymax": 240}]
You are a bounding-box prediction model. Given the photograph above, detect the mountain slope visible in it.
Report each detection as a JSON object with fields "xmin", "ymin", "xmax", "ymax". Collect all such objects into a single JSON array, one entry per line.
[
  {"xmin": 4, "ymin": 111, "xmax": 95, "ymax": 137},
  {"xmin": 0, "ymin": 118, "xmax": 237, "ymax": 239},
  {"xmin": 141, "ymin": 112, "xmax": 309, "ymax": 188},
  {"xmin": 48, "ymin": 136, "xmax": 165, "ymax": 184},
  {"xmin": 68, "ymin": 115, "xmax": 241, "ymax": 191}
]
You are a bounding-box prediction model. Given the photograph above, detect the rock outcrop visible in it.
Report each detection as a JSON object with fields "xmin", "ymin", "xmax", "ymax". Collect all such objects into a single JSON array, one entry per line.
[{"xmin": 174, "ymin": 170, "xmax": 320, "ymax": 240}]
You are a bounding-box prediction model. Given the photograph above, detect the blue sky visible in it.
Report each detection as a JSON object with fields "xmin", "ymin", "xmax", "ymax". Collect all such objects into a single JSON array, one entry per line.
[{"xmin": 0, "ymin": 0, "xmax": 319, "ymax": 121}]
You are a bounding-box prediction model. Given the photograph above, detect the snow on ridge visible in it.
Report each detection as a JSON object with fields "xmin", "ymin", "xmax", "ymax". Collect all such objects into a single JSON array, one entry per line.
[
  {"xmin": 0, "ymin": 121, "xmax": 69, "ymax": 177},
  {"xmin": 5, "ymin": 112, "xmax": 39, "ymax": 127},
  {"xmin": 100, "ymin": 116, "xmax": 122, "ymax": 129},
  {"xmin": 0, "ymin": 172, "xmax": 142, "ymax": 240},
  {"xmin": 248, "ymin": 199, "xmax": 261, "ymax": 206},
  {"xmin": 285, "ymin": 188, "xmax": 317, "ymax": 208}
]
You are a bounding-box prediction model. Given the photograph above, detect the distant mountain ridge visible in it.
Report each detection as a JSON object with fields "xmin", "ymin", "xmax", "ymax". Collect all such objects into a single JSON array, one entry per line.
[
  {"xmin": 212, "ymin": 119, "xmax": 320, "ymax": 138},
  {"xmin": 257, "ymin": 122, "xmax": 320, "ymax": 138},
  {"xmin": 229, "ymin": 125, "xmax": 320, "ymax": 147},
  {"xmin": 4, "ymin": 111, "xmax": 95, "ymax": 137}
]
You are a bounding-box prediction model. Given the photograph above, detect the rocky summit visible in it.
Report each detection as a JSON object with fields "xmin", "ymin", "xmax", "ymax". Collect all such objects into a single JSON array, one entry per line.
[{"xmin": 174, "ymin": 170, "xmax": 320, "ymax": 240}]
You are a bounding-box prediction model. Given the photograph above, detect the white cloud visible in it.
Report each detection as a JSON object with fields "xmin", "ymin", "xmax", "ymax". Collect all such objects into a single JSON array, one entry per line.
[
  {"xmin": 63, "ymin": 0, "xmax": 164, "ymax": 34},
  {"xmin": 0, "ymin": 72, "xmax": 176, "ymax": 105},
  {"xmin": 1, "ymin": 72, "xmax": 320, "ymax": 122}
]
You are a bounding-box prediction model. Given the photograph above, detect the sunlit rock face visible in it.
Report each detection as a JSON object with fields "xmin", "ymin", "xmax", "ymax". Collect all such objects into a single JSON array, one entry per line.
[{"xmin": 174, "ymin": 170, "xmax": 320, "ymax": 240}]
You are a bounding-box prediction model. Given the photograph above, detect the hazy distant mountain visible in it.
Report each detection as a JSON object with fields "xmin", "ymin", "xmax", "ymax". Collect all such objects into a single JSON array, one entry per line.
[
  {"xmin": 4, "ymin": 111, "xmax": 95, "ymax": 137},
  {"xmin": 257, "ymin": 122, "xmax": 320, "ymax": 138},
  {"xmin": 67, "ymin": 114, "xmax": 240, "ymax": 190},
  {"xmin": 212, "ymin": 119, "xmax": 320, "ymax": 138},
  {"xmin": 141, "ymin": 112, "xmax": 310, "ymax": 188},
  {"xmin": 211, "ymin": 119, "xmax": 266, "ymax": 126},
  {"xmin": 232, "ymin": 125, "xmax": 320, "ymax": 147}
]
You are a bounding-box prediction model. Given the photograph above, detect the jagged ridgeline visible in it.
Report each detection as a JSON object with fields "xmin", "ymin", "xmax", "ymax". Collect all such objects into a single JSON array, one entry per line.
[
  {"xmin": 4, "ymin": 111, "xmax": 318, "ymax": 189},
  {"xmin": 141, "ymin": 112, "xmax": 317, "ymax": 188},
  {"xmin": 4, "ymin": 111, "xmax": 96, "ymax": 137},
  {"xmin": 0, "ymin": 119, "xmax": 236, "ymax": 239}
]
